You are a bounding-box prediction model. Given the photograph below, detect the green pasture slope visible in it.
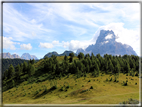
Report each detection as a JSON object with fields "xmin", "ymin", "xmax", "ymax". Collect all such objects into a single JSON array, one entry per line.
[{"xmin": 2, "ymin": 54, "xmax": 141, "ymax": 105}]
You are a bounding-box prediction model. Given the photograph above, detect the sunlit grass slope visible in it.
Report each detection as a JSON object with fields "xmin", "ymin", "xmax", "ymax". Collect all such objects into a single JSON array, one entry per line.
[{"xmin": 3, "ymin": 73, "xmax": 139, "ymax": 104}]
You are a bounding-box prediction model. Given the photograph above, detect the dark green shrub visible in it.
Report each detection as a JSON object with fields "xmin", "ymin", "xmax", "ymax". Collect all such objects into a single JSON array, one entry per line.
[
  {"xmin": 120, "ymin": 98, "xmax": 139, "ymax": 104},
  {"xmin": 135, "ymin": 72, "xmax": 138, "ymax": 76},
  {"xmin": 88, "ymin": 80, "xmax": 91, "ymax": 82},
  {"xmin": 60, "ymin": 86, "xmax": 64, "ymax": 91},
  {"xmin": 82, "ymin": 85, "xmax": 84, "ymax": 87},
  {"xmin": 122, "ymin": 81, "xmax": 128, "ymax": 86},
  {"xmin": 80, "ymin": 89, "xmax": 88, "ymax": 93},
  {"xmin": 90, "ymin": 86, "xmax": 93, "ymax": 89},
  {"xmin": 66, "ymin": 85, "xmax": 70, "ymax": 89},
  {"xmin": 109, "ymin": 77, "xmax": 112, "ymax": 81},
  {"xmin": 135, "ymin": 82, "xmax": 137, "ymax": 85}
]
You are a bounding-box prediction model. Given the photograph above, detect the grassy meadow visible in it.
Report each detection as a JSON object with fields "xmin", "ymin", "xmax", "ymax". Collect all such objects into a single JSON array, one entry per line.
[{"xmin": 3, "ymin": 73, "xmax": 139, "ymax": 104}]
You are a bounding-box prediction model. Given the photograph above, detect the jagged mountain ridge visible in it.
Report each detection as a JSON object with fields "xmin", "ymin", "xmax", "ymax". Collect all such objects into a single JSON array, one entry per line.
[
  {"xmin": 76, "ymin": 30, "xmax": 137, "ymax": 56},
  {"xmin": 44, "ymin": 50, "xmax": 77, "ymax": 58},
  {"xmin": 2, "ymin": 52, "xmax": 20, "ymax": 59},
  {"xmin": 2, "ymin": 52, "xmax": 38, "ymax": 60},
  {"xmin": 21, "ymin": 53, "xmax": 38, "ymax": 60}
]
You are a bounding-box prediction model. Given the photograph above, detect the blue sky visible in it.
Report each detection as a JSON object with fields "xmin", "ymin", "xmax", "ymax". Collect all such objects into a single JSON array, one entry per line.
[{"xmin": 3, "ymin": 3, "xmax": 140, "ymax": 59}]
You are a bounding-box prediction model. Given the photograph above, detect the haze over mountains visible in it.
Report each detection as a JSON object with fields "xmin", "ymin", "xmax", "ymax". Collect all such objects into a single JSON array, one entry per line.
[
  {"xmin": 76, "ymin": 30, "xmax": 137, "ymax": 56},
  {"xmin": 2, "ymin": 53, "xmax": 38, "ymax": 60}
]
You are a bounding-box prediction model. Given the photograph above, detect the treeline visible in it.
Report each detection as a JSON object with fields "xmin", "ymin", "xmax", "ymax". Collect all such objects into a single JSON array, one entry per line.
[
  {"xmin": 2, "ymin": 52, "xmax": 140, "ymax": 92},
  {"xmin": 2, "ymin": 58, "xmax": 29, "ymax": 74},
  {"xmin": 42, "ymin": 53, "xmax": 139, "ymax": 79}
]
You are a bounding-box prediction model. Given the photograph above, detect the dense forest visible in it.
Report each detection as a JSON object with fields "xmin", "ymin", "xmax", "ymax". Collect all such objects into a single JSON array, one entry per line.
[
  {"xmin": 2, "ymin": 58, "xmax": 29, "ymax": 74},
  {"xmin": 2, "ymin": 52, "xmax": 141, "ymax": 92}
]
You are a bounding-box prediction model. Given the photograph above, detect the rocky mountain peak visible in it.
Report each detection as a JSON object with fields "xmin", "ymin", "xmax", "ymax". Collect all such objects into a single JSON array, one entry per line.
[
  {"xmin": 76, "ymin": 29, "xmax": 137, "ymax": 56},
  {"xmin": 96, "ymin": 30, "xmax": 116, "ymax": 45}
]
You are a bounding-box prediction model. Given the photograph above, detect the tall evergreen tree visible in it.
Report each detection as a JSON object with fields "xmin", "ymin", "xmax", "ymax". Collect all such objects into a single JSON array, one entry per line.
[
  {"xmin": 108, "ymin": 59, "xmax": 114, "ymax": 74},
  {"xmin": 15, "ymin": 64, "xmax": 21, "ymax": 80},
  {"xmin": 78, "ymin": 52, "xmax": 84, "ymax": 60},
  {"xmin": 8, "ymin": 64, "xmax": 15, "ymax": 79},
  {"xmin": 23, "ymin": 61, "xmax": 28, "ymax": 74},
  {"xmin": 69, "ymin": 53, "xmax": 74, "ymax": 63},
  {"xmin": 64, "ymin": 55, "xmax": 68, "ymax": 61}
]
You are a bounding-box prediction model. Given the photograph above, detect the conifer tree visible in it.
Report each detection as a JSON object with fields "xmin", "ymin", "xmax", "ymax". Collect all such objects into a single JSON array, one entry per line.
[
  {"xmin": 15, "ymin": 64, "xmax": 21, "ymax": 80},
  {"xmin": 64, "ymin": 55, "xmax": 68, "ymax": 61},
  {"xmin": 8, "ymin": 64, "xmax": 15, "ymax": 79},
  {"xmin": 108, "ymin": 59, "xmax": 114, "ymax": 74},
  {"xmin": 78, "ymin": 52, "xmax": 84, "ymax": 60},
  {"xmin": 23, "ymin": 61, "xmax": 28, "ymax": 74}
]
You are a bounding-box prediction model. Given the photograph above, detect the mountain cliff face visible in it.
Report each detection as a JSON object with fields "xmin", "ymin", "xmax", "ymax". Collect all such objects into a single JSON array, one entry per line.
[
  {"xmin": 76, "ymin": 30, "xmax": 137, "ymax": 56},
  {"xmin": 2, "ymin": 53, "xmax": 20, "ymax": 59},
  {"xmin": 2, "ymin": 52, "xmax": 38, "ymax": 60},
  {"xmin": 21, "ymin": 53, "xmax": 38, "ymax": 60}
]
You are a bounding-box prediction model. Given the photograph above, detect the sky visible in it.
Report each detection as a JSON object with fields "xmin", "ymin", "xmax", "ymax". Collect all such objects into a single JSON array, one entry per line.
[{"xmin": 3, "ymin": 3, "xmax": 140, "ymax": 59}]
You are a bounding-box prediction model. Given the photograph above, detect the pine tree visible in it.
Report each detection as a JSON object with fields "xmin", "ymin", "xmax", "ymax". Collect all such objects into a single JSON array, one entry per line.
[
  {"xmin": 27, "ymin": 63, "xmax": 35, "ymax": 77},
  {"xmin": 20, "ymin": 63, "xmax": 23, "ymax": 74},
  {"xmin": 15, "ymin": 64, "xmax": 21, "ymax": 80},
  {"xmin": 23, "ymin": 61, "xmax": 28, "ymax": 74},
  {"xmin": 64, "ymin": 55, "xmax": 68, "ymax": 61},
  {"xmin": 78, "ymin": 52, "xmax": 84, "ymax": 60},
  {"xmin": 8, "ymin": 64, "xmax": 15, "ymax": 79},
  {"xmin": 69, "ymin": 53, "xmax": 74, "ymax": 63},
  {"xmin": 108, "ymin": 59, "xmax": 114, "ymax": 74}
]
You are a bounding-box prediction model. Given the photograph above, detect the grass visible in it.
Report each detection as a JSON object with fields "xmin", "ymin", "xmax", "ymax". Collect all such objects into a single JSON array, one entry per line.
[{"xmin": 3, "ymin": 73, "xmax": 139, "ymax": 104}]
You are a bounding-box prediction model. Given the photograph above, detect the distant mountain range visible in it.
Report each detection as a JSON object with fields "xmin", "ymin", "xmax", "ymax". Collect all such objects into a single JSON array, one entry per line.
[
  {"xmin": 2, "ymin": 52, "xmax": 38, "ymax": 60},
  {"xmin": 76, "ymin": 30, "xmax": 137, "ymax": 56},
  {"xmin": 43, "ymin": 50, "xmax": 77, "ymax": 58},
  {"xmin": 2, "ymin": 30, "xmax": 137, "ymax": 60}
]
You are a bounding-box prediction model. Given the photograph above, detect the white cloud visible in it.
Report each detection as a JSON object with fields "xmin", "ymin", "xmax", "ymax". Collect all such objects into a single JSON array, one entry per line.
[
  {"xmin": 62, "ymin": 41, "xmax": 69, "ymax": 48},
  {"xmin": 3, "ymin": 36, "xmax": 16, "ymax": 50},
  {"xmin": 39, "ymin": 42, "xmax": 53, "ymax": 49},
  {"xmin": 105, "ymin": 34, "xmax": 113, "ymax": 39},
  {"xmin": 62, "ymin": 40, "xmax": 94, "ymax": 51},
  {"xmin": 20, "ymin": 43, "xmax": 32, "ymax": 50},
  {"xmin": 52, "ymin": 40, "xmax": 59, "ymax": 45}
]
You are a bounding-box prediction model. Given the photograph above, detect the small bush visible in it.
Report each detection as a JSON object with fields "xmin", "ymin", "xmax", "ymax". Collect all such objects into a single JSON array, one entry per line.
[
  {"xmin": 120, "ymin": 98, "xmax": 139, "ymax": 104},
  {"xmin": 80, "ymin": 89, "xmax": 88, "ymax": 93},
  {"xmin": 88, "ymin": 80, "xmax": 91, "ymax": 82},
  {"xmin": 66, "ymin": 85, "xmax": 70, "ymax": 89},
  {"xmin": 135, "ymin": 82, "xmax": 137, "ymax": 85},
  {"xmin": 135, "ymin": 72, "xmax": 138, "ymax": 76},
  {"xmin": 109, "ymin": 77, "xmax": 112, "ymax": 81},
  {"xmin": 122, "ymin": 81, "xmax": 128, "ymax": 86},
  {"xmin": 82, "ymin": 85, "xmax": 84, "ymax": 87},
  {"xmin": 90, "ymin": 86, "xmax": 93, "ymax": 89},
  {"xmin": 50, "ymin": 85, "xmax": 57, "ymax": 90},
  {"xmin": 60, "ymin": 86, "xmax": 64, "ymax": 91}
]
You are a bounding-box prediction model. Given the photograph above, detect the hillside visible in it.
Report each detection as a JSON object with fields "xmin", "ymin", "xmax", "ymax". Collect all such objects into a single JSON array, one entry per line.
[{"xmin": 2, "ymin": 53, "xmax": 140, "ymax": 104}]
